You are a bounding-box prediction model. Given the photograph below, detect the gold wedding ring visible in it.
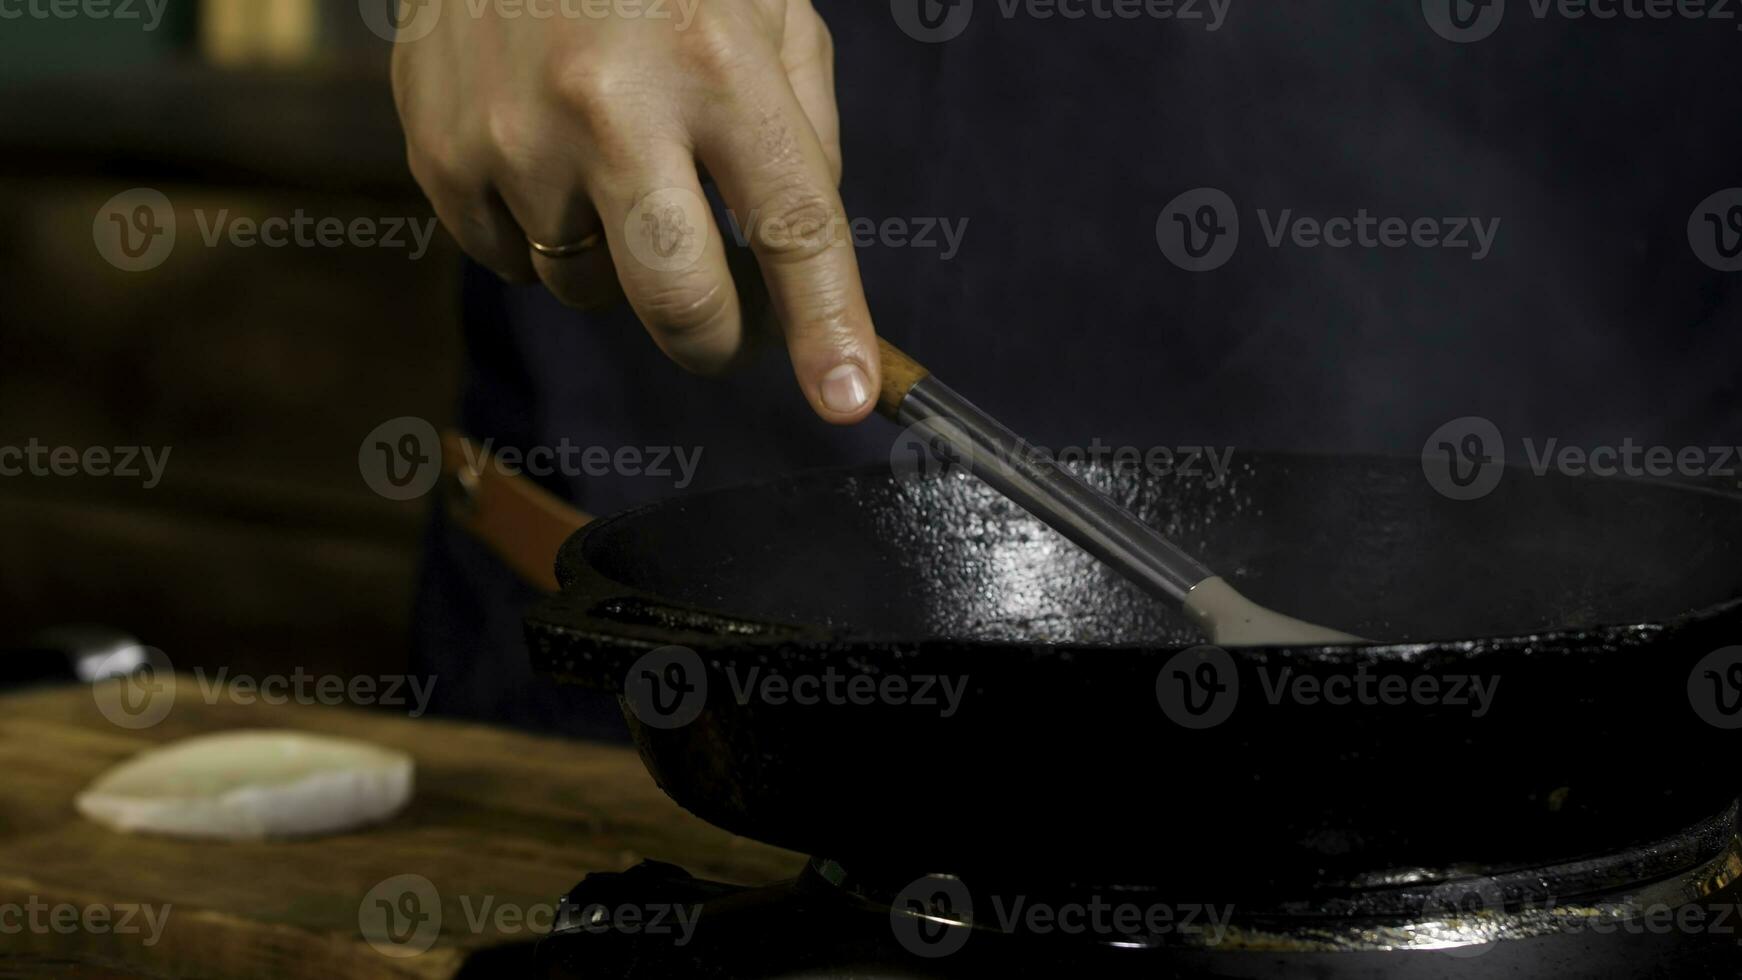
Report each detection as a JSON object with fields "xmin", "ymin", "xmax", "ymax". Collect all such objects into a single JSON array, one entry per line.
[{"xmin": 527, "ymin": 231, "xmax": 603, "ymax": 259}]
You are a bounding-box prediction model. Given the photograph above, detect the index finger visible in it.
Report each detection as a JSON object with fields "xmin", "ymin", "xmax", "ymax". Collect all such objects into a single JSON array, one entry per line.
[{"xmin": 694, "ymin": 76, "xmax": 879, "ymax": 424}]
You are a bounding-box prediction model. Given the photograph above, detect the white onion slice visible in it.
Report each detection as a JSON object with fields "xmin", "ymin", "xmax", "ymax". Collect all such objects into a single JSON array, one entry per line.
[{"xmin": 76, "ymin": 730, "xmax": 414, "ymax": 840}]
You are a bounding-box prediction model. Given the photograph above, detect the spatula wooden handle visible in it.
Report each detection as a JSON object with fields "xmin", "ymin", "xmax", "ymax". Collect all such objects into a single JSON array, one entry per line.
[{"xmin": 876, "ymin": 338, "xmax": 931, "ymax": 419}]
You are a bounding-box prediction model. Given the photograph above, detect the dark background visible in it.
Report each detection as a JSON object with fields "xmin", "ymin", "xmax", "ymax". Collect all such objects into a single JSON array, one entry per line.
[
  {"xmin": 0, "ymin": 1, "xmax": 451, "ymax": 681},
  {"xmin": 2, "ymin": 0, "xmax": 1738, "ymax": 696}
]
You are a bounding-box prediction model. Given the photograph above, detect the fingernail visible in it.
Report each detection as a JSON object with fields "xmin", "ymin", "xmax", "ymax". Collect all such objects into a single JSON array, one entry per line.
[{"xmin": 820, "ymin": 363, "xmax": 871, "ymax": 414}]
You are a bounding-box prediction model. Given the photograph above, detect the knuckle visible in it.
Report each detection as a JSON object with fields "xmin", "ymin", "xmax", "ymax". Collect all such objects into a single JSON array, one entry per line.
[
  {"xmin": 545, "ymin": 60, "xmax": 624, "ymax": 130},
  {"xmin": 544, "ymin": 60, "xmax": 655, "ymax": 163},
  {"xmin": 823, "ymin": 144, "xmax": 844, "ymax": 186},
  {"xmin": 680, "ymin": 13, "xmax": 756, "ymax": 84},
  {"xmin": 404, "ymin": 146, "xmax": 438, "ymax": 194},
  {"xmin": 817, "ymin": 22, "xmax": 834, "ymax": 60},
  {"xmin": 638, "ymin": 276, "xmax": 732, "ymax": 337},
  {"xmin": 482, "ymin": 103, "xmax": 542, "ymax": 170},
  {"xmin": 793, "ymin": 287, "xmax": 856, "ymax": 334},
  {"xmin": 389, "ymin": 60, "xmax": 413, "ymax": 116},
  {"xmin": 750, "ymin": 182, "xmax": 845, "ymax": 264},
  {"xmin": 406, "ymin": 141, "xmax": 466, "ymax": 195},
  {"xmin": 454, "ymin": 211, "xmax": 521, "ymax": 269}
]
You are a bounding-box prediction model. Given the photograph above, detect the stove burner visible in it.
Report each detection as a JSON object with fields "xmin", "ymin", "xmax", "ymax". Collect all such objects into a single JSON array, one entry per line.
[{"xmin": 536, "ymin": 802, "xmax": 1742, "ymax": 978}]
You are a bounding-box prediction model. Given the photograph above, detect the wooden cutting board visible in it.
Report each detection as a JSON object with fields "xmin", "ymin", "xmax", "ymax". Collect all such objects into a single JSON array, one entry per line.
[{"xmin": 0, "ymin": 680, "xmax": 803, "ymax": 979}]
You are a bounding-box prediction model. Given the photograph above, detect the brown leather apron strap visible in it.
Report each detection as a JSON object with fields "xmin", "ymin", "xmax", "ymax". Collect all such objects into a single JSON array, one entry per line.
[{"xmin": 439, "ymin": 431, "xmax": 591, "ymax": 593}]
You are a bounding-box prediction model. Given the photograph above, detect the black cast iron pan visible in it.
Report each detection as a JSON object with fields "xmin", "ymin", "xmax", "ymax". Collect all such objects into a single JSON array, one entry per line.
[{"xmin": 525, "ymin": 454, "xmax": 1742, "ymax": 899}]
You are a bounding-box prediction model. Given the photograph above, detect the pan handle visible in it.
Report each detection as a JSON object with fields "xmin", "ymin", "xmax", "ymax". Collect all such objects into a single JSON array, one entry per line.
[{"xmin": 442, "ymin": 430, "xmax": 590, "ymax": 593}]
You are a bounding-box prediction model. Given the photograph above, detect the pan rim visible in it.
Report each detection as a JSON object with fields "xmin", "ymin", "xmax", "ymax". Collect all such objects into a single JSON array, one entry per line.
[{"xmin": 537, "ymin": 453, "xmax": 1742, "ymax": 658}]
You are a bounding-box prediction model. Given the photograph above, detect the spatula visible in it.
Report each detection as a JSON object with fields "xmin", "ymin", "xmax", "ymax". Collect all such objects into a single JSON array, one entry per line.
[{"xmin": 875, "ymin": 340, "xmax": 1361, "ymax": 646}]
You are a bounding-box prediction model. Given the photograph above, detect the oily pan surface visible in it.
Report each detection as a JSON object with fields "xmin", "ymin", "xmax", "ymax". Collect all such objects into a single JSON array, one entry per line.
[{"xmin": 575, "ymin": 455, "xmax": 1742, "ymax": 645}]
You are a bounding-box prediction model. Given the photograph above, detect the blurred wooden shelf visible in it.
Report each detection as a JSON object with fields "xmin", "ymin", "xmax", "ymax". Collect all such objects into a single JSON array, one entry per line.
[{"xmin": 0, "ymin": 60, "xmax": 415, "ymax": 197}]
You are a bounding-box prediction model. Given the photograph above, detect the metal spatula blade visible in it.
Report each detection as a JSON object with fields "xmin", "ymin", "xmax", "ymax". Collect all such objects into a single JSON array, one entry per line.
[{"xmin": 875, "ymin": 340, "xmax": 1363, "ymax": 646}]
